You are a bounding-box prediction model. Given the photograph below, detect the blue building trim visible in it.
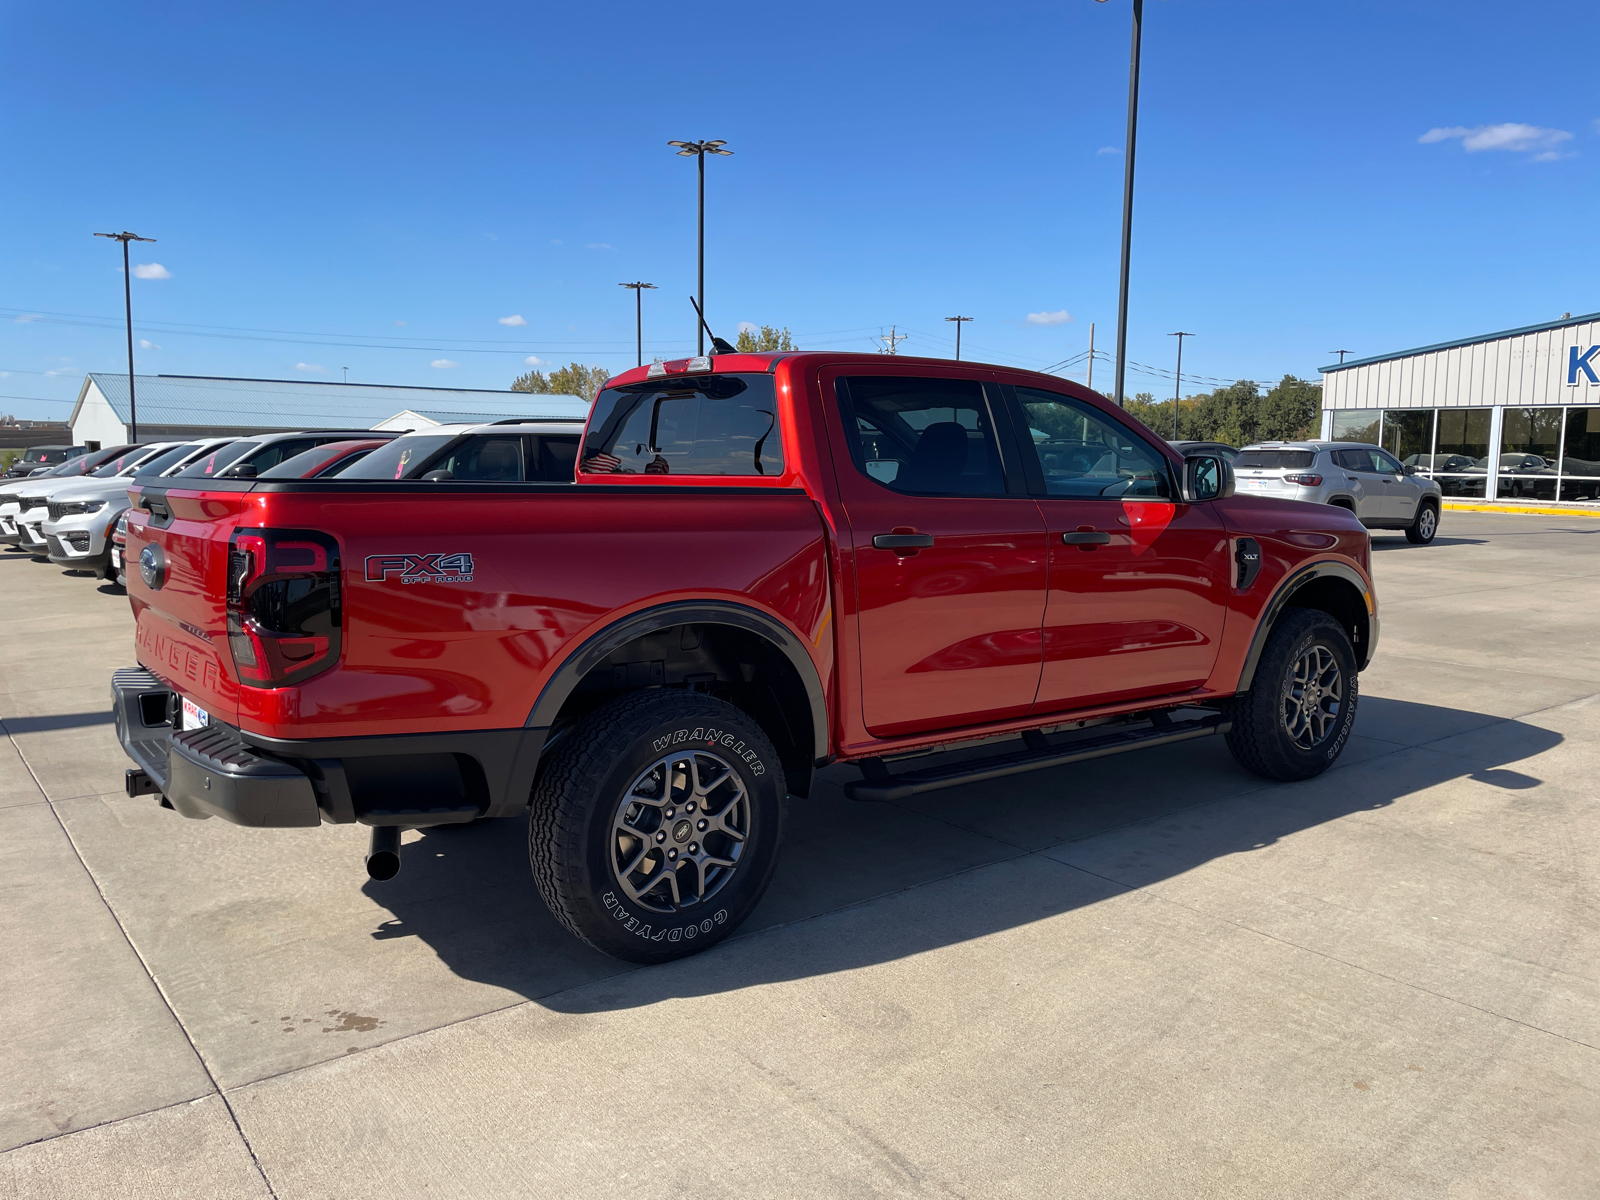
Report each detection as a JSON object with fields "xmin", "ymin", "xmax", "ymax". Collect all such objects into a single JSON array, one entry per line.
[{"xmin": 1321, "ymin": 310, "xmax": 1600, "ymax": 375}]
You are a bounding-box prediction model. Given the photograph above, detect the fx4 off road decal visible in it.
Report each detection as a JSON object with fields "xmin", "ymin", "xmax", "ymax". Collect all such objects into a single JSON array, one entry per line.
[
  {"xmin": 651, "ymin": 726, "xmax": 767, "ymax": 776},
  {"xmin": 602, "ymin": 892, "xmax": 727, "ymax": 943},
  {"xmin": 364, "ymin": 552, "xmax": 475, "ymax": 584}
]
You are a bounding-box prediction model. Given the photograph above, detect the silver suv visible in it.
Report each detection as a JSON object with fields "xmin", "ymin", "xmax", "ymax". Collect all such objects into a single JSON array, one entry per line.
[{"xmin": 1234, "ymin": 441, "xmax": 1443, "ymax": 544}]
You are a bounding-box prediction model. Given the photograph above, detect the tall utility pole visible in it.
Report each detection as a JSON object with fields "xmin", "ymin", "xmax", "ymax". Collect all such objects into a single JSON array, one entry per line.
[
  {"xmin": 879, "ymin": 327, "xmax": 908, "ymax": 355},
  {"xmin": 944, "ymin": 315, "xmax": 973, "ymax": 361},
  {"xmin": 1096, "ymin": 0, "xmax": 1143, "ymax": 409},
  {"xmin": 667, "ymin": 139, "xmax": 733, "ymax": 355},
  {"xmin": 1330, "ymin": 349, "xmax": 1351, "ymax": 364},
  {"xmin": 93, "ymin": 230, "xmax": 156, "ymax": 442},
  {"xmin": 620, "ymin": 282, "xmax": 658, "ymax": 367},
  {"xmin": 1169, "ymin": 331, "xmax": 1193, "ymax": 439},
  {"xmin": 1087, "ymin": 321, "xmax": 1096, "ymax": 392}
]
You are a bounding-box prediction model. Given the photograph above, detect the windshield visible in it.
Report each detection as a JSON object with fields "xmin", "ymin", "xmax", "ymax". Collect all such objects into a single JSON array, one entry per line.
[
  {"xmin": 21, "ymin": 447, "xmax": 73, "ymax": 464},
  {"xmin": 91, "ymin": 445, "xmax": 166, "ymax": 478},
  {"xmin": 172, "ymin": 441, "xmax": 256, "ymax": 479},
  {"xmin": 339, "ymin": 435, "xmax": 458, "ymax": 480},
  {"xmin": 133, "ymin": 443, "xmax": 202, "ymax": 478},
  {"xmin": 1236, "ymin": 450, "xmax": 1315, "ymax": 470}
]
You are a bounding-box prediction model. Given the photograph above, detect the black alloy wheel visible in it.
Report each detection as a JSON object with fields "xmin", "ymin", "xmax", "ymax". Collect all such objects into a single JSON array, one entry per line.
[
  {"xmin": 529, "ymin": 690, "xmax": 786, "ymax": 963},
  {"xmin": 1226, "ymin": 609, "xmax": 1359, "ymax": 781}
]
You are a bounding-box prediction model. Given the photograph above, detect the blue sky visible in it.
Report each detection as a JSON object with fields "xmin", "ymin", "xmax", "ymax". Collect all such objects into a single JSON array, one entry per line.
[{"xmin": 2, "ymin": 0, "xmax": 1597, "ymax": 420}]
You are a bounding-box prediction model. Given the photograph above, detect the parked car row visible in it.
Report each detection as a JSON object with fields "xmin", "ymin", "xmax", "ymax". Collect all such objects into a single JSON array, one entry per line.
[
  {"xmin": 1, "ymin": 420, "xmax": 587, "ymax": 587},
  {"xmin": 2, "ymin": 443, "xmax": 90, "ymax": 478}
]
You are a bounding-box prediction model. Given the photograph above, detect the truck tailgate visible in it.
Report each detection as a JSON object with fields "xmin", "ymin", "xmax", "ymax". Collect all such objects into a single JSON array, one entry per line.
[{"xmin": 125, "ymin": 486, "xmax": 250, "ymax": 725}]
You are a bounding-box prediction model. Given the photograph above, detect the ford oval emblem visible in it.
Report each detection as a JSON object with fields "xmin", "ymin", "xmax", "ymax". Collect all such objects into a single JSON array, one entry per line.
[{"xmin": 139, "ymin": 543, "xmax": 167, "ymax": 590}]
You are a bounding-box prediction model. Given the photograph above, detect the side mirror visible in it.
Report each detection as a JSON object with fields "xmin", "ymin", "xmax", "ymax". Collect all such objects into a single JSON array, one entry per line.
[
  {"xmin": 1403, "ymin": 464, "xmax": 1417, "ymax": 475},
  {"xmin": 229, "ymin": 463, "xmax": 257, "ymax": 478},
  {"xmin": 421, "ymin": 469, "xmax": 454, "ymax": 482},
  {"xmin": 1182, "ymin": 454, "xmax": 1234, "ymax": 502}
]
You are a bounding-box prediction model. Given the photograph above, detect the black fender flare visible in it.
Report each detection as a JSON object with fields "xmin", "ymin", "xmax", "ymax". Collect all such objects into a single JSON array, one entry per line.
[
  {"xmin": 1236, "ymin": 560, "xmax": 1377, "ymax": 691},
  {"xmin": 524, "ymin": 599, "xmax": 830, "ymax": 767}
]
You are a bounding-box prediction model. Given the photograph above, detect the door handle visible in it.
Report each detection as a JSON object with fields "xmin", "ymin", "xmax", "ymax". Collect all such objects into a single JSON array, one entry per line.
[
  {"xmin": 872, "ymin": 533, "xmax": 935, "ymax": 550},
  {"xmin": 1061, "ymin": 531, "xmax": 1111, "ymax": 545}
]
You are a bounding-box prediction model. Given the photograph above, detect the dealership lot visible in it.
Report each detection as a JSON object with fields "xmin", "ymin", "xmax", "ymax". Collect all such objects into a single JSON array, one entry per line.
[{"xmin": 2, "ymin": 513, "xmax": 1596, "ymax": 1198}]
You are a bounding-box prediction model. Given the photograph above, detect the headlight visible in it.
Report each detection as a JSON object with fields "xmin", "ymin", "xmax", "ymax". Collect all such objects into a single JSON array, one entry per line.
[{"xmin": 66, "ymin": 500, "xmax": 105, "ymax": 515}]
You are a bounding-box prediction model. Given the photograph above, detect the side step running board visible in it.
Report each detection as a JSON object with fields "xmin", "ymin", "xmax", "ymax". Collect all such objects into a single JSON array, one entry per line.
[{"xmin": 844, "ymin": 714, "xmax": 1231, "ymax": 803}]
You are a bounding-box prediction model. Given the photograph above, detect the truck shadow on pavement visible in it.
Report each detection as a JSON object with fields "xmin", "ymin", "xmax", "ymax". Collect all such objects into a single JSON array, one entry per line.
[{"xmin": 362, "ymin": 696, "xmax": 1561, "ymax": 1010}]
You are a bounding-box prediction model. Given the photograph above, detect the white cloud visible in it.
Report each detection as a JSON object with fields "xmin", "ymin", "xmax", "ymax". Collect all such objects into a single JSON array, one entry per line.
[
  {"xmin": 737, "ymin": 321, "xmax": 757, "ymax": 333},
  {"xmin": 1025, "ymin": 310, "xmax": 1073, "ymax": 326},
  {"xmin": 498, "ymin": 314, "xmax": 527, "ymax": 326},
  {"xmin": 1097, "ymin": 146, "xmax": 1122, "ymax": 156},
  {"xmin": 132, "ymin": 262, "xmax": 171, "ymax": 280},
  {"xmin": 586, "ymin": 242, "xmax": 614, "ymax": 251},
  {"xmin": 431, "ymin": 358, "xmax": 460, "ymax": 369},
  {"xmin": 13, "ymin": 314, "xmax": 38, "ymax": 323},
  {"xmin": 295, "ymin": 362, "xmax": 324, "ymax": 372},
  {"xmin": 392, "ymin": 319, "xmax": 407, "ymax": 327},
  {"xmin": 550, "ymin": 238, "xmax": 563, "ymax": 245},
  {"xmin": 139, "ymin": 339, "xmax": 160, "ymax": 350},
  {"xmin": 1419, "ymin": 123, "xmax": 1573, "ymax": 157},
  {"xmin": 44, "ymin": 368, "xmax": 71, "ymax": 377},
  {"xmin": 524, "ymin": 355, "xmax": 549, "ymax": 367}
]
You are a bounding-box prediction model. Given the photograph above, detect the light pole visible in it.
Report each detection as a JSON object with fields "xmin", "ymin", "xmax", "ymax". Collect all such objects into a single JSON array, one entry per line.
[
  {"xmin": 93, "ymin": 230, "xmax": 156, "ymax": 442},
  {"xmin": 1096, "ymin": 0, "xmax": 1143, "ymax": 409},
  {"xmin": 944, "ymin": 315, "xmax": 973, "ymax": 361},
  {"xmin": 1169, "ymin": 331, "xmax": 1193, "ymax": 439},
  {"xmin": 620, "ymin": 282, "xmax": 658, "ymax": 367},
  {"xmin": 667, "ymin": 139, "xmax": 733, "ymax": 355}
]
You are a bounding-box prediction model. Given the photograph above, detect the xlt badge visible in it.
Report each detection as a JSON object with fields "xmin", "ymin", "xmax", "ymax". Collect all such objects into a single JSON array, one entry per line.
[{"xmin": 364, "ymin": 552, "xmax": 475, "ymax": 584}]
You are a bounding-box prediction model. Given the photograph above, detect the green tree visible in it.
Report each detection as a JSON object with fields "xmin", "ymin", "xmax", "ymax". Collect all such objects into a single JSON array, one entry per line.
[
  {"xmin": 510, "ymin": 362, "xmax": 611, "ymax": 401},
  {"xmin": 1123, "ymin": 375, "xmax": 1321, "ymax": 447},
  {"xmin": 735, "ymin": 325, "xmax": 795, "ymax": 352}
]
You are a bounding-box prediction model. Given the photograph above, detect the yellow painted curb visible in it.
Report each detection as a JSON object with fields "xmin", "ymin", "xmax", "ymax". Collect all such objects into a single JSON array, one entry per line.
[{"xmin": 1441, "ymin": 501, "xmax": 1600, "ymax": 519}]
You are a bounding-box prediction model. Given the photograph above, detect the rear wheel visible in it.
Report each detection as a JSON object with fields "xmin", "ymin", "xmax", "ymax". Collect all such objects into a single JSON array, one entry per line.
[
  {"xmin": 1405, "ymin": 501, "xmax": 1439, "ymax": 544},
  {"xmin": 529, "ymin": 690, "xmax": 786, "ymax": 963},
  {"xmin": 1226, "ymin": 609, "xmax": 1358, "ymax": 781}
]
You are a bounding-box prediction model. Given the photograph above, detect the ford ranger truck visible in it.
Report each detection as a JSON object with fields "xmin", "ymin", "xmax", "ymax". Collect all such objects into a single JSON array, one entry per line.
[{"xmin": 114, "ymin": 355, "xmax": 1377, "ymax": 963}]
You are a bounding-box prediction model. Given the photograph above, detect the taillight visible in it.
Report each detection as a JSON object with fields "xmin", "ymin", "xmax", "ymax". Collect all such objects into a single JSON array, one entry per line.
[
  {"xmin": 1284, "ymin": 473, "xmax": 1323, "ymax": 486},
  {"xmin": 226, "ymin": 528, "xmax": 342, "ymax": 687}
]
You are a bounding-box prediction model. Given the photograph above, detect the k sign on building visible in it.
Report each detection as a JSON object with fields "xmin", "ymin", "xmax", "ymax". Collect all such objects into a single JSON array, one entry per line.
[{"xmin": 1320, "ymin": 310, "xmax": 1600, "ymax": 503}]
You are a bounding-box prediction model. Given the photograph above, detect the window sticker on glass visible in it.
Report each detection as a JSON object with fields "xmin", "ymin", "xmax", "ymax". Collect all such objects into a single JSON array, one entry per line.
[{"xmin": 181, "ymin": 696, "xmax": 209, "ymax": 731}]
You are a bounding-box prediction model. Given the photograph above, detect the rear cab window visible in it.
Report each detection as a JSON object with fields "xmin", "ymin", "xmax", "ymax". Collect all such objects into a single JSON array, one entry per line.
[{"xmin": 582, "ymin": 374, "xmax": 783, "ymax": 477}]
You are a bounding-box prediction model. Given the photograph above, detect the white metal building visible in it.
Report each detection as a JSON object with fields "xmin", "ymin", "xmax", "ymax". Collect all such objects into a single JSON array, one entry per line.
[
  {"xmin": 1319, "ymin": 310, "xmax": 1600, "ymax": 502},
  {"xmin": 68, "ymin": 374, "xmax": 588, "ymax": 448}
]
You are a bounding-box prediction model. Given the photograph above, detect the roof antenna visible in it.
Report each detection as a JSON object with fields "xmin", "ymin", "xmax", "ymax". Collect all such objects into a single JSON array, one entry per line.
[{"xmin": 689, "ymin": 296, "xmax": 737, "ymax": 355}]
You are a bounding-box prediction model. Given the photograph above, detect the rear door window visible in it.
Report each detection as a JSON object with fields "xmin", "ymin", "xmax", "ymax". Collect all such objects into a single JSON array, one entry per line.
[
  {"xmin": 175, "ymin": 442, "xmax": 257, "ymax": 479},
  {"xmin": 527, "ymin": 435, "xmax": 580, "ymax": 481},
  {"xmin": 241, "ymin": 439, "xmax": 318, "ymax": 474},
  {"xmin": 835, "ymin": 376, "xmax": 1005, "ymax": 496},
  {"xmin": 422, "ymin": 435, "xmax": 525, "ymax": 481},
  {"xmin": 583, "ymin": 374, "xmax": 782, "ymax": 476}
]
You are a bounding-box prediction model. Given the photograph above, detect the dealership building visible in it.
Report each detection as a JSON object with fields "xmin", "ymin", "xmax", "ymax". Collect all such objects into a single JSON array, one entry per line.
[{"xmin": 1319, "ymin": 310, "xmax": 1600, "ymax": 502}]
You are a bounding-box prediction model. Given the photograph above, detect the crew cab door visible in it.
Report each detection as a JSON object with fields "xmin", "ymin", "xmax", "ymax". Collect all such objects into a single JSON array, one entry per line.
[
  {"xmin": 823, "ymin": 368, "xmax": 1047, "ymax": 739},
  {"xmin": 1004, "ymin": 384, "xmax": 1230, "ymax": 712}
]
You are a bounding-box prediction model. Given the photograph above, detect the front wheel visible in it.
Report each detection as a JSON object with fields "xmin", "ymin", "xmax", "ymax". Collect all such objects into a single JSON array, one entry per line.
[
  {"xmin": 1226, "ymin": 609, "xmax": 1359, "ymax": 782},
  {"xmin": 529, "ymin": 690, "xmax": 786, "ymax": 963},
  {"xmin": 1405, "ymin": 501, "xmax": 1439, "ymax": 544}
]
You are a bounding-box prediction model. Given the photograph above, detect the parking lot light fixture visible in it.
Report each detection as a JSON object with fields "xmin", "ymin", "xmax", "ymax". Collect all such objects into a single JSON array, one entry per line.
[
  {"xmin": 668, "ymin": 140, "xmax": 733, "ymax": 355},
  {"xmin": 93, "ymin": 230, "xmax": 156, "ymax": 442}
]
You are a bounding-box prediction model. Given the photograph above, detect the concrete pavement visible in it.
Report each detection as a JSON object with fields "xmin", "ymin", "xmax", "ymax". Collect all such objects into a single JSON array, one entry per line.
[{"xmin": 2, "ymin": 513, "xmax": 1597, "ymax": 1198}]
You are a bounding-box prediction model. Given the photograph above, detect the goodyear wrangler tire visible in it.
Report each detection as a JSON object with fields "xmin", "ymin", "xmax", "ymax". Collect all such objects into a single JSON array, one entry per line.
[
  {"xmin": 529, "ymin": 691, "xmax": 786, "ymax": 964},
  {"xmin": 1226, "ymin": 609, "xmax": 1358, "ymax": 782}
]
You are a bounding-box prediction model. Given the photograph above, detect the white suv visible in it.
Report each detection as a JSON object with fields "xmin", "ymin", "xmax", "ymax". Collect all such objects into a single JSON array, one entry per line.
[{"xmin": 1234, "ymin": 441, "xmax": 1443, "ymax": 544}]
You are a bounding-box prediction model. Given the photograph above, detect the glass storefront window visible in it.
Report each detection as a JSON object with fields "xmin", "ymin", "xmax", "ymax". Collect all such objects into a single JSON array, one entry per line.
[
  {"xmin": 1560, "ymin": 407, "xmax": 1600, "ymax": 501},
  {"xmin": 1382, "ymin": 410, "xmax": 1435, "ymax": 470},
  {"xmin": 1330, "ymin": 410, "xmax": 1380, "ymax": 445},
  {"xmin": 1497, "ymin": 408, "xmax": 1561, "ymax": 500},
  {"xmin": 1431, "ymin": 409, "xmax": 1491, "ymax": 498}
]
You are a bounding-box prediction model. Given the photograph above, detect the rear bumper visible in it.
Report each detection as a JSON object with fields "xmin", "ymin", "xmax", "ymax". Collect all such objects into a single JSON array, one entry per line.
[{"xmin": 111, "ymin": 666, "xmax": 543, "ymax": 828}]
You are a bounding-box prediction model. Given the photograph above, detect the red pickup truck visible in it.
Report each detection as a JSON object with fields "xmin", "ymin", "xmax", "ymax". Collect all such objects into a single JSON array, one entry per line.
[{"xmin": 114, "ymin": 355, "xmax": 1377, "ymax": 963}]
